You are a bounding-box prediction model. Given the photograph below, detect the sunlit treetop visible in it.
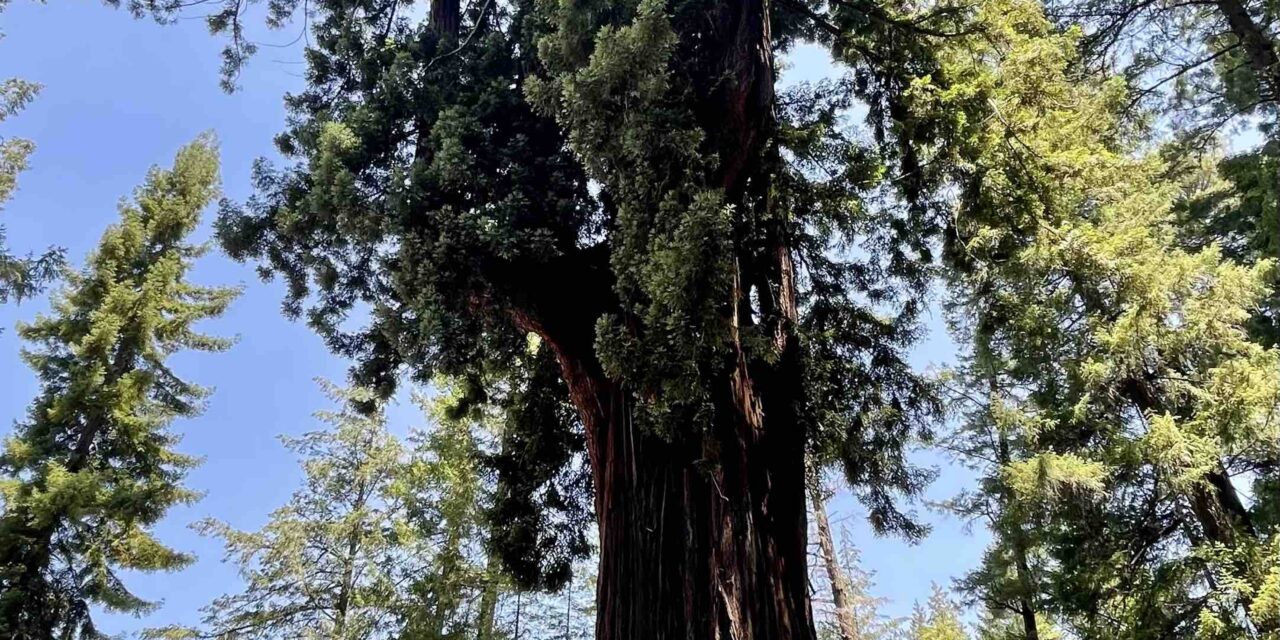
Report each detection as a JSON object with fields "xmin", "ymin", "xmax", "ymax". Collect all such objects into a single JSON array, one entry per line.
[{"xmin": 0, "ymin": 137, "xmax": 238, "ymax": 639}]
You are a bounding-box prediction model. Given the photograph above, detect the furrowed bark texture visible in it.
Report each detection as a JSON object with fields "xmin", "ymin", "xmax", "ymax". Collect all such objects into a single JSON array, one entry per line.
[
  {"xmin": 506, "ymin": 0, "xmax": 815, "ymax": 635},
  {"xmin": 540, "ymin": 340, "xmax": 812, "ymax": 639},
  {"xmin": 511, "ymin": 260, "xmax": 813, "ymax": 639}
]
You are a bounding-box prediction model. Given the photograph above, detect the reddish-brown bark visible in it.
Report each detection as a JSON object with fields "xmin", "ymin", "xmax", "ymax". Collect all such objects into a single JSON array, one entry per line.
[{"xmin": 491, "ymin": 0, "xmax": 816, "ymax": 634}]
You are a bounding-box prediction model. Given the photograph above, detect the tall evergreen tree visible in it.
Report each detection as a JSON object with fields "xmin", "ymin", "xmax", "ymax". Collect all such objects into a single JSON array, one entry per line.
[
  {"xmin": 152, "ymin": 379, "xmax": 547, "ymax": 640},
  {"xmin": 398, "ymin": 386, "xmax": 512, "ymax": 640},
  {"xmin": 0, "ymin": 137, "xmax": 237, "ymax": 639},
  {"xmin": 149, "ymin": 0, "xmax": 957, "ymax": 633},
  {"xmin": 1047, "ymin": 0, "xmax": 1280, "ymax": 349},
  {"xmin": 918, "ymin": 0, "xmax": 1280, "ymax": 635},
  {"xmin": 811, "ymin": 482, "xmax": 862, "ymax": 640},
  {"xmin": 808, "ymin": 490, "xmax": 900, "ymax": 640},
  {"xmin": 939, "ymin": 367, "xmax": 1048, "ymax": 640}
]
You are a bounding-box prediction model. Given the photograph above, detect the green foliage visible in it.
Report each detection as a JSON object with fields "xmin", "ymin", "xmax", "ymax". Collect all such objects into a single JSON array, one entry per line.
[
  {"xmin": 925, "ymin": 0, "xmax": 1280, "ymax": 636},
  {"xmin": 0, "ymin": 27, "xmax": 63, "ymax": 303},
  {"xmin": 150, "ymin": 377, "xmax": 594, "ymax": 640},
  {"xmin": 478, "ymin": 343, "xmax": 594, "ymax": 591},
  {"xmin": 149, "ymin": 382, "xmax": 407, "ymax": 640},
  {"xmin": 204, "ymin": 0, "xmax": 944, "ymax": 587},
  {"xmin": 1172, "ymin": 145, "xmax": 1280, "ymax": 346},
  {"xmin": 398, "ymin": 385, "xmax": 513, "ymax": 640},
  {"xmin": 0, "ymin": 136, "xmax": 237, "ymax": 639},
  {"xmin": 86, "ymin": 0, "xmax": 1280, "ymax": 633},
  {"xmin": 1048, "ymin": 0, "xmax": 1280, "ymax": 137},
  {"xmin": 905, "ymin": 587, "xmax": 970, "ymax": 640}
]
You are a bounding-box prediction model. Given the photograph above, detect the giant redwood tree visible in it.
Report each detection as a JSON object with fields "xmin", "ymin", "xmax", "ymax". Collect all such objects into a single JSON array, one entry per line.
[{"xmin": 203, "ymin": 0, "xmax": 955, "ymax": 634}]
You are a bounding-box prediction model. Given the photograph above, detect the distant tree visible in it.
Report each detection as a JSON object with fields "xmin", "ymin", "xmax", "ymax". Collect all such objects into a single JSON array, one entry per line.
[
  {"xmin": 938, "ymin": 367, "xmax": 1050, "ymax": 640},
  {"xmin": 398, "ymin": 386, "xmax": 511, "ymax": 640},
  {"xmin": 0, "ymin": 137, "xmax": 237, "ymax": 639},
  {"xmin": 151, "ymin": 378, "xmax": 568, "ymax": 640},
  {"xmin": 0, "ymin": 12, "xmax": 62, "ymax": 304},
  {"xmin": 904, "ymin": 587, "xmax": 970, "ymax": 640},
  {"xmin": 506, "ymin": 561, "xmax": 596, "ymax": 640},
  {"xmin": 808, "ymin": 481, "xmax": 901, "ymax": 640},
  {"xmin": 149, "ymin": 382, "xmax": 408, "ymax": 640},
  {"xmin": 810, "ymin": 482, "xmax": 901, "ymax": 640},
  {"xmin": 812, "ymin": 482, "xmax": 861, "ymax": 640},
  {"xmin": 974, "ymin": 612, "xmax": 1064, "ymax": 640}
]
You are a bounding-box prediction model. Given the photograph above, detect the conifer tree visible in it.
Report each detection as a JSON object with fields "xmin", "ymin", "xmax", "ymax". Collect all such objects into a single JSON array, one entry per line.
[
  {"xmin": 812, "ymin": 482, "xmax": 861, "ymax": 640},
  {"xmin": 398, "ymin": 387, "xmax": 512, "ymax": 640},
  {"xmin": 916, "ymin": 0, "xmax": 1280, "ymax": 635},
  {"xmin": 0, "ymin": 136, "xmax": 237, "ymax": 639},
  {"xmin": 1171, "ymin": 147, "xmax": 1280, "ymax": 347},
  {"xmin": 1048, "ymin": 0, "xmax": 1280, "ymax": 354},
  {"xmin": 1048, "ymin": 0, "xmax": 1280, "ymax": 140},
  {"xmin": 508, "ymin": 561, "xmax": 596, "ymax": 640},
  {"xmin": 153, "ymin": 380, "xmax": 535, "ymax": 640},
  {"xmin": 149, "ymin": 382, "xmax": 408, "ymax": 640},
  {"xmin": 169, "ymin": 0, "xmax": 955, "ymax": 632},
  {"xmin": 904, "ymin": 587, "xmax": 970, "ymax": 640},
  {"xmin": 808, "ymin": 490, "xmax": 900, "ymax": 640},
  {"xmin": 0, "ymin": 18, "xmax": 62, "ymax": 303},
  {"xmin": 938, "ymin": 367, "xmax": 1048, "ymax": 640}
]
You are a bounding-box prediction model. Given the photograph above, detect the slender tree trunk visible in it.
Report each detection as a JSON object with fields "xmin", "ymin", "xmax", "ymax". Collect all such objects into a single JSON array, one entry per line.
[
  {"xmin": 333, "ymin": 539, "xmax": 355, "ymax": 638},
  {"xmin": 1011, "ymin": 541, "xmax": 1040, "ymax": 640},
  {"xmin": 514, "ymin": 591, "xmax": 522, "ymax": 639},
  {"xmin": 810, "ymin": 483, "xmax": 859, "ymax": 640},
  {"xmin": 564, "ymin": 574, "xmax": 572, "ymax": 639},
  {"xmin": 476, "ymin": 554, "xmax": 501, "ymax": 640},
  {"xmin": 333, "ymin": 489, "xmax": 367, "ymax": 639},
  {"xmin": 1212, "ymin": 0, "xmax": 1280, "ymax": 101},
  {"xmin": 995, "ymin": 435, "xmax": 1040, "ymax": 640}
]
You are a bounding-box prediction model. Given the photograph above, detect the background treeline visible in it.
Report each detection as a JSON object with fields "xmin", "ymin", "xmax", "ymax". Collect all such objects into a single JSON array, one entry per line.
[{"xmin": 0, "ymin": 0, "xmax": 1277, "ymax": 633}]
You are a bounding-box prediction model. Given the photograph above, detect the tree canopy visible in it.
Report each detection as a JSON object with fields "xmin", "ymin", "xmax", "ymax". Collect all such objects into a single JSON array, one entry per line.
[
  {"xmin": 0, "ymin": 0, "xmax": 1278, "ymax": 635},
  {"xmin": 0, "ymin": 137, "xmax": 238, "ymax": 639}
]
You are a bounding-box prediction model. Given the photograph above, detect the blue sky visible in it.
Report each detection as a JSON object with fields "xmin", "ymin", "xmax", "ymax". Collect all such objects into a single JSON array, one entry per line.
[{"xmin": 0, "ymin": 4, "xmax": 985, "ymax": 635}]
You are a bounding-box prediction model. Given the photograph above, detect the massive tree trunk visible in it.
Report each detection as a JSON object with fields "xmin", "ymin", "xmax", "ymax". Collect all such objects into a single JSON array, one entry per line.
[
  {"xmin": 565, "ymin": 353, "xmax": 812, "ymax": 639},
  {"xmin": 430, "ymin": 0, "xmax": 460, "ymax": 42},
  {"xmin": 507, "ymin": 0, "xmax": 815, "ymax": 635},
  {"xmin": 511, "ymin": 275, "xmax": 812, "ymax": 639}
]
